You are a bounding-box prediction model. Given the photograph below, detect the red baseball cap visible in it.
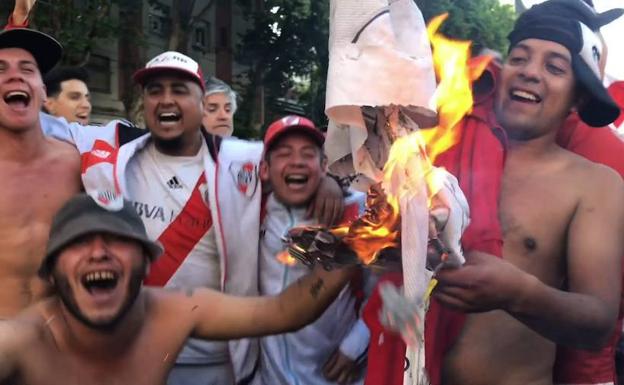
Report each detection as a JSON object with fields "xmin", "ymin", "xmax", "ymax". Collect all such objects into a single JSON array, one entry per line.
[
  {"xmin": 263, "ymin": 115, "xmax": 325, "ymax": 153},
  {"xmin": 133, "ymin": 51, "xmax": 205, "ymax": 91}
]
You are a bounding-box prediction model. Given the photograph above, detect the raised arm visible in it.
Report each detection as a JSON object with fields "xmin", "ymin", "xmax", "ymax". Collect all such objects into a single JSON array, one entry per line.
[
  {"xmin": 8, "ymin": 0, "xmax": 35, "ymax": 27},
  {"xmin": 184, "ymin": 265, "xmax": 356, "ymax": 340}
]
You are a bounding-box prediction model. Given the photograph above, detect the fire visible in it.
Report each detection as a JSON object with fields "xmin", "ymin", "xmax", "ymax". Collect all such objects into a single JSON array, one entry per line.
[
  {"xmin": 337, "ymin": 14, "xmax": 490, "ymax": 265},
  {"xmin": 279, "ymin": 14, "xmax": 490, "ymax": 266},
  {"xmin": 277, "ymin": 250, "xmax": 297, "ymax": 266},
  {"xmin": 338, "ymin": 185, "xmax": 401, "ymax": 265}
]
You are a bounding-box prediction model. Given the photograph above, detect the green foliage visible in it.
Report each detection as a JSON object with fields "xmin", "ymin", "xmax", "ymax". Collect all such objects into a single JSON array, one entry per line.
[
  {"xmin": 29, "ymin": 0, "xmax": 121, "ymax": 66},
  {"xmin": 235, "ymin": 0, "xmax": 514, "ymax": 135},
  {"xmin": 235, "ymin": 0, "xmax": 329, "ymax": 134},
  {"xmin": 421, "ymin": 0, "xmax": 515, "ymax": 55}
]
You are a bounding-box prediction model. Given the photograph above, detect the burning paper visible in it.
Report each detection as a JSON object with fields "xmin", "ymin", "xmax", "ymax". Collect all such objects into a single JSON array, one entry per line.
[{"xmin": 282, "ymin": 1, "xmax": 490, "ymax": 384}]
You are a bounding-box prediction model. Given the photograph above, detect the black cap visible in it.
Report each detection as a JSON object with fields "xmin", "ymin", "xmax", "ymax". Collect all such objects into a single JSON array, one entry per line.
[
  {"xmin": 0, "ymin": 28, "xmax": 62, "ymax": 74},
  {"xmin": 509, "ymin": 10, "xmax": 620, "ymax": 127},
  {"xmin": 526, "ymin": 0, "xmax": 623, "ymax": 31},
  {"xmin": 40, "ymin": 194, "xmax": 163, "ymax": 277}
]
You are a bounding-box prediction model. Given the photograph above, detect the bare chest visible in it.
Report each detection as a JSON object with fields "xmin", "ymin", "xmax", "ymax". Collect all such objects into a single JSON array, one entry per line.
[
  {"xmin": 499, "ymin": 170, "xmax": 578, "ymax": 284},
  {"xmin": 19, "ymin": 336, "xmax": 180, "ymax": 385}
]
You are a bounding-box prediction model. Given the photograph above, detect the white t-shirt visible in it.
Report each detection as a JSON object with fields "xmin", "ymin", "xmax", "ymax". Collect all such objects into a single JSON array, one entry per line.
[{"xmin": 125, "ymin": 141, "xmax": 227, "ymax": 364}]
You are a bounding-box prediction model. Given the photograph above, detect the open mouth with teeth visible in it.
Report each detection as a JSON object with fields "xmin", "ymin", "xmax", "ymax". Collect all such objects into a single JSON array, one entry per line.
[
  {"xmin": 284, "ymin": 174, "xmax": 309, "ymax": 188},
  {"xmin": 81, "ymin": 270, "xmax": 119, "ymax": 294},
  {"xmin": 510, "ymin": 89, "xmax": 542, "ymax": 104},
  {"xmin": 158, "ymin": 112, "xmax": 181, "ymax": 124},
  {"xmin": 4, "ymin": 91, "xmax": 30, "ymax": 108}
]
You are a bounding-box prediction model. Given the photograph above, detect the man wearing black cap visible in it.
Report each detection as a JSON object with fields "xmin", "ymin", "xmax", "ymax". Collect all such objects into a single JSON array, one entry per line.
[
  {"xmin": 0, "ymin": 25, "xmax": 81, "ymax": 318},
  {"xmin": 0, "ymin": 193, "xmax": 354, "ymax": 385},
  {"xmin": 427, "ymin": 2, "xmax": 624, "ymax": 385}
]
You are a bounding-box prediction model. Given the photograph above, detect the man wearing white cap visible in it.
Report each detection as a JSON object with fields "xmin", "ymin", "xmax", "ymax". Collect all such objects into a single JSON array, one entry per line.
[
  {"xmin": 45, "ymin": 49, "xmax": 258, "ymax": 385},
  {"xmin": 39, "ymin": 47, "xmax": 345, "ymax": 384}
]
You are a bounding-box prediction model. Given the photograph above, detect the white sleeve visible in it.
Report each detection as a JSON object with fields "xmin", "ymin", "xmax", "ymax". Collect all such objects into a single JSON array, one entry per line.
[
  {"xmin": 338, "ymin": 318, "xmax": 370, "ymax": 361},
  {"xmin": 40, "ymin": 112, "xmax": 120, "ymax": 154}
]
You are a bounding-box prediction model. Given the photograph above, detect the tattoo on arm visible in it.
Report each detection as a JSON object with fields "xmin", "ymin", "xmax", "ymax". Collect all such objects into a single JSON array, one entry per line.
[{"xmin": 310, "ymin": 278, "xmax": 325, "ymax": 299}]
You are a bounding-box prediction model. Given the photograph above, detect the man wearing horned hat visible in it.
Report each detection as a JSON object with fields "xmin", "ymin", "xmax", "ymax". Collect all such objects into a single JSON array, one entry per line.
[{"xmin": 324, "ymin": 1, "xmax": 624, "ymax": 385}]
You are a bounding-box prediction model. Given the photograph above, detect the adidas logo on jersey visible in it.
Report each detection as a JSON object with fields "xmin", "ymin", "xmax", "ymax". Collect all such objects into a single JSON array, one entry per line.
[{"xmin": 167, "ymin": 176, "xmax": 183, "ymax": 189}]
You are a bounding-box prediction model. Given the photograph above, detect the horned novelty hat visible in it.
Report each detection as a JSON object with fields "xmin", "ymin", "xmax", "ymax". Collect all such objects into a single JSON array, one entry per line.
[{"xmin": 509, "ymin": 4, "xmax": 621, "ymax": 127}]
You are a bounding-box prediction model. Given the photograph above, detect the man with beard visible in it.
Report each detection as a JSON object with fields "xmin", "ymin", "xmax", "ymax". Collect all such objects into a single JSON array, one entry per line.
[
  {"xmin": 0, "ymin": 26, "xmax": 81, "ymax": 317},
  {"xmin": 40, "ymin": 49, "xmax": 344, "ymax": 385},
  {"xmin": 0, "ymin": 193, "xmax": 355, "ymax": 385}
]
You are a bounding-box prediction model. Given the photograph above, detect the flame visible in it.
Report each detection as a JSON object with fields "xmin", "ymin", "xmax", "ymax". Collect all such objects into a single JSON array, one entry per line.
[
  {"xmin": 336, "ymin": 14, "xmax": 489, "ymax": 266},
  {"xmin": 277, "ymin": 250, "xmax": 297, "ymax": 266},
  {"xmin": 278, "ymin": 14, "xmax": 491, "ymax": 267},
  {"xmin": 339, "ymin": 185, "xmax": 401, "ymax": 265},
  {"xmin": 421, "ymin": 13, "xmax": 492, "ymax": 163}
]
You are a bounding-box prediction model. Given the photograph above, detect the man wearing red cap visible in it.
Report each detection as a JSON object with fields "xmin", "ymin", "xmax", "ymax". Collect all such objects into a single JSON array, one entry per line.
[
  {"xmin": 38, "ymin": 48, "xmax": 345, "ymax": 385},
  {"xmin": 258, "ymin": 115, "xmax": 370, "ymax": 385}
]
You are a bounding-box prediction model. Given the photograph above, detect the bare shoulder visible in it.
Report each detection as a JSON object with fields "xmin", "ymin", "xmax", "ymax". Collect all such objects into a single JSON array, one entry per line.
[
  {"xmin": 566, "ymin": 152, "xmax": 624, "ymax": 196},
  {"xmin": 0, "ymin": 311, "xmax": 45, "ymax": 357},
  {"xmin": 44, "ymin": 137, "xmax": 80, "ymax": 163}
]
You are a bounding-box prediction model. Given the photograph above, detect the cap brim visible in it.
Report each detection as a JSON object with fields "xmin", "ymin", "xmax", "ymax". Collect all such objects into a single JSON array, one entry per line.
[
  {"xmin": 264, "ymin": 126, "xmax": 326, "ymax": 153},
  {"xmin": 133, "ymin": 66, "xmax": 205, "ymax": 91},
  {"xmin": 574, "ymin": 58, "xmax": 621, "ymax": 127},
  {"xmin": 0, "ymin": 29, "xmax": 62, "ymax": 74},
  {"xmin": 40, "ymin": 215, "xmax": 163, "ymax": 277}
]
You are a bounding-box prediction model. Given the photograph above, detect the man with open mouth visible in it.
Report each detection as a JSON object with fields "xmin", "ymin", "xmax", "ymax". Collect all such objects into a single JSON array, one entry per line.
[
  {"xmin": 427, "ymin": 2, "xmax": 624, "ymax": 385},
  {"xmin": 0, "ymin": 193, "xmax": 356, "ymax": 385},
  {"xmin": 0, "ymin": 13, "xmax": 82, "ymax": 323}
]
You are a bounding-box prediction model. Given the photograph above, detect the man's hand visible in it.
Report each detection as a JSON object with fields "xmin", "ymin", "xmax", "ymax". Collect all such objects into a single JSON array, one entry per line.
[
  {"xmin": 323, "ymin": 349, "xmax": 359, "ymax": 384},
  {"xmin": 307, "ymin": 175, "xmax": 344, "ymax": 226},
  {"xmin": 433, "ymin": 251, "xmax": 535, "ymax": 313},
  {"xmin": 12, "ymin": 0, "xmax": 36, "ymax": 26}
]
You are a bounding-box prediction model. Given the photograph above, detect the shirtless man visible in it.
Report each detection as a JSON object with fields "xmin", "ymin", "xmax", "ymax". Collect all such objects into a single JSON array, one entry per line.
[
  {"xmin": 0, "ymin": 193, "xmax": 354, "ymax": 385},
  {"xmin": 433, "ymin": 6, "xmax": 624, "ymax": 385},
  {"xmin": 0, "ymin": 27, "xmax": 81, "ymax": 316}
]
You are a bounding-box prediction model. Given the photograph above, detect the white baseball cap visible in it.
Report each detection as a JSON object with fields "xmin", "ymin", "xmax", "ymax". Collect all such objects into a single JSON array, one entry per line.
[{"xmin": 133, "ymin": 51, "xmax": 205, "ymax": 91}]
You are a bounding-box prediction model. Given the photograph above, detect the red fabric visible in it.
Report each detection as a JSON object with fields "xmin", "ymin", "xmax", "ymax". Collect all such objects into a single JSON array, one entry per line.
[
  {"xmin": 608, "ymin": 81, "xmax": 624, "ymax": 129},
  {"xmin": 5, "ymin": 14, "xmax": 28, "ymax": 30},
  {"xmin": 364, "ymin": 64, "xmax": 506, "ymax": 385},
  {"xmin": 363, "ymin": 273, "xmax": 407, "ymax": 385},
  {"xmin": 144, "ymin": 173, "xmax": 213, "ymax": 286}
]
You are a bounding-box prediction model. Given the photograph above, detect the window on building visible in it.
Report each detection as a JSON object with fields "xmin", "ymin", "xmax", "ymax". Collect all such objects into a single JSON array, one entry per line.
[
  {"xmin": 86, "ymin": 54, "xmax": 111, "ymax": 94},
  {"xmin": 148, "ymin": 3, "xmax": 171, "ymax": 37},
  {"xmin": 193, "ymin": 23, "xmax": 210, "ymax": 50}
]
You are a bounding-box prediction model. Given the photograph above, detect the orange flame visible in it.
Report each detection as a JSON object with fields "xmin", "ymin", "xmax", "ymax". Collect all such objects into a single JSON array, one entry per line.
[
  {"xmin": 277, "ymin": 250, "xmax": 297, "ymax": 266},
  {"xmin": 341, "ymin": 14, "xmax": 489, "ymax": 265},
  {"xmin": 422, "ymin": 13, "xmax": 492, "ymax": 163},
  {"xmin": 279, "ymin": 14, "xmax": 490, "ymax": 266}
]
